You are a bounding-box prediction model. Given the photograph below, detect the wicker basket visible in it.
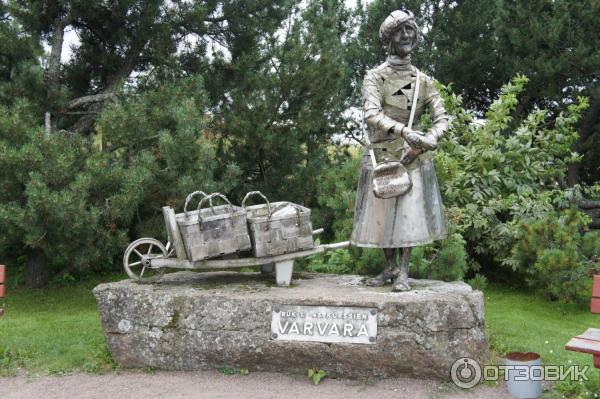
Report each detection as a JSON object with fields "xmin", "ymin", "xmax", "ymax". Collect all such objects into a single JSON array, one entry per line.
[
  {"xmin": 176, "ymin": 192, "xmax": 251, "ymax": 261},
  {"xmin": 242, "ymin": 191, "xmax": 313, "ymax": 258}
]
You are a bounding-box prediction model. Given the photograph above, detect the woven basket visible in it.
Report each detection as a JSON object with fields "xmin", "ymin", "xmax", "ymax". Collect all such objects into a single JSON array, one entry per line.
[
  {"xmin": 243, "ymin": 191, "xmax": 313, "ymax": 258},
  {"xmin": 176, "ymin": 192, "xmax": 251, "ymax": 261}
]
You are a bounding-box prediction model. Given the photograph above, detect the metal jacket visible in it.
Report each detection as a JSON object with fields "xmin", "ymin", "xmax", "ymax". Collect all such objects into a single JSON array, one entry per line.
[{"xmin": 350, "ymin": 62, "xmax": 449, "ymax": 248}]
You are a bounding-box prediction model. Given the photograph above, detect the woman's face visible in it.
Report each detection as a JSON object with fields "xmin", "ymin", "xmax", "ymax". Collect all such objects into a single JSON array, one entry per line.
[{"xmin": 391, "ymin": 23, "xmax": 416, "ymax": 56}]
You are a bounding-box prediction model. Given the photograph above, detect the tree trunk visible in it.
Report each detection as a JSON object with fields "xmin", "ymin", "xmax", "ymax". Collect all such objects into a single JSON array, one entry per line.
[
  {"xmin": 303, "ymin": 137, "xmax": 318, "ymax": 207},
  {"xmin": 567, "ymin": 91, "xmax": 600, "ymax": 187},
  {"xmin": 70, "ymin": 37, "xmax": 148, "ymax": 134},
  {"xmin": 47, "ymin": 13, "xmax": 72, "ymax": 134},
  {"xmin": 580, "ymin": 200, "xmax": 600, "ymax": 230},
  {"xmin": 567, "ymin": 163, "xmax": 580, "ymax": 187},
  {"xmin": 24, "ymin": 250, "xmax": 49, "ymax": 288}
]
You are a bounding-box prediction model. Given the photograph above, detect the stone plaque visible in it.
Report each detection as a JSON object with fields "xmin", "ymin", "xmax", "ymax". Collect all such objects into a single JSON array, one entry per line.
[{"xmin": 270, "ymin": 304, "xmax": 377, "ymax": 344}]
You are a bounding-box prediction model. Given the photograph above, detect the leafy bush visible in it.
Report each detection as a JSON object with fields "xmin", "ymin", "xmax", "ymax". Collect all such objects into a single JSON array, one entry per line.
[
  {"xmin": 410, "ymin": 233, "xmax": 469, "ymax": 282},
  {"xmin": 434, "ymin": 76, "xmax": 600, "ymax": 297},
  {"xmin": 436, "ymin": 75, "xmax": 589, "ymax": 268},
  {"xmin": 509, "ymin": 209, "xmax": 600, "ymax": 303}
]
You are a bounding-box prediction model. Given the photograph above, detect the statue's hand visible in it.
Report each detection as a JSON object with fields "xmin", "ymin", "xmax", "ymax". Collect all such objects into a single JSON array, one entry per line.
[
  {"xmin": 419, "ymin": 133, "xmax": 438, "ymax": 150},
  {"xmin": 401, "ymin": 127, "xmax": 426, "ymax": 148},
  {"xmin": 400, "ymin": 146, "xmax": 421, "ymax": 165},
  {"xmin": 402, "ymin": 128, "xmax": 438, "ymax": 151}
]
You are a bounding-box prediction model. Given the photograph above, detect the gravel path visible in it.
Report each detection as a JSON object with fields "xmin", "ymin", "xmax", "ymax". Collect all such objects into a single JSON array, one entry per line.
[{"xmin": 1, "ymin": 370, "xmax": 513, "ymax": 399}]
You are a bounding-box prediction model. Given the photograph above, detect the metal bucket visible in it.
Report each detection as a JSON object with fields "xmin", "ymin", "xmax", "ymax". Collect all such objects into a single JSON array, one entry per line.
[{"xmin": 504, "ymin": 352, "xmax": 542, "ymax": 399}]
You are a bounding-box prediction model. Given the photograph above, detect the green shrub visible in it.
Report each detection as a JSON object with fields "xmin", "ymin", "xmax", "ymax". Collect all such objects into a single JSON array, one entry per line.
[
  {"xmin": 436, "ymin": 76, "xmax": 588, "ymax": 267},
  {"xmin": 509, "ymin": 209, "xmax": 599, "ymax": 303},
  {"xmin": 0, "ymin": 101, "xmax": 136, "ymax": 283},
  {"xmin": 305, "ymin": 147, "xmax": 387, "ymax": 275},
  {"xmin": 467, "ymin": 274, "xmax": 488, "ymax": 291},
  {"xmin": 304, "ymin": 246, "xmax": 385, "ymax": 275},
  {"xmin": 0, "ymin": 77, "xmax": 237, "ymax": 285},
  {"xmin": 410, "ymin": 233, "xmax": 469, "ymax": 282},
  {"xmin": 96, "ymin": 76, "xmax": 241, "ymax": 240}
]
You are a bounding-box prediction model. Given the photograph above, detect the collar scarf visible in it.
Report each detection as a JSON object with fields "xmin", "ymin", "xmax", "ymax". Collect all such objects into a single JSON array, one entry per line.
[{"xmin": 386, "ymin": 54, "xmax": 412, "ymax": 70}]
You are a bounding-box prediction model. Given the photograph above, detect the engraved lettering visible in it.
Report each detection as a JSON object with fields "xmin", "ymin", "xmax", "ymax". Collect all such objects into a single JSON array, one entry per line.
[
  {"xmin": 343, "ymin": 323, "xmax": 354, "ymax": 337},
  {"xmin": 272, "ymin": 306, "xmax": 377, "ymax": 344},
  {"xmin": 357, "ymin": 324, "xmax": 369, "ymax": 337},
  {"xmin": 288, "ymin": 322, "xmax": 300, "ymax": 335},
  {"xmin": 317, "ymin": 323, "xmax": 327, "ymax": 335},
  {"xmin": 328, "ymin": 323, "xmax": 339, "ymax": 336},
  {"xmin": 278, "ymin": 321, "xmax": 289, "ymax": 333},
  {"xmin": 303, "ymin": 322, "xmax": 313, "ymax": 335}
]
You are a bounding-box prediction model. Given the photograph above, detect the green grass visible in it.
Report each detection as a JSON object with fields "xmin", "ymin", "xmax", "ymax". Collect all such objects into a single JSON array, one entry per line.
[
  {"xmin": 484, "ymin": 284, "xmax": 600, "ymax": 398},
  {"xmin": 1, "ymin": 277, "xmax": 599, "ymax": 398},
  {"xmin": 0, "ymin": 276, "xmax": 122, "ymax": 376}
]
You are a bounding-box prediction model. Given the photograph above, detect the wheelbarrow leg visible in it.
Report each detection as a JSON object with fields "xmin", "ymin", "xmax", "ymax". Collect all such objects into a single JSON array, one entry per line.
[
  {"xmin": 261, "ymin": 263, "xmax": 275, "ymax": 274},
  {"xmin": 275, "ymin": 260, "xmax": 293, "ymax": 287}
]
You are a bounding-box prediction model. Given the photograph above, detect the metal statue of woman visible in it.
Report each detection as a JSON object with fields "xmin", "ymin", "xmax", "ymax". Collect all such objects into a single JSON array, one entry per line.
[{"xmin": 351, "ymin": 9, "xmax": 449, "ymax": 292}]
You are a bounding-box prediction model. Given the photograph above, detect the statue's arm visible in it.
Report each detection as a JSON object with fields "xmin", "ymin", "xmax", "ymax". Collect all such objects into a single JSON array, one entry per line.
[
  {"xmin": 403, "ymin": 76, "xmax": 449, "ymax": 151},
  {"xmin": 423, "ymin": 77, "xmax": 449, "ymax": 141},
  {"xmin": 362, "ymin": 71, "xmax": 404, "ymax": 143}
]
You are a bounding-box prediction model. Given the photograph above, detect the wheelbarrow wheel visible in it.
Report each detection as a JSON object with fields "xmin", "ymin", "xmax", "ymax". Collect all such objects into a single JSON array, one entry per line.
[{"xmin": 123, "ymin": 238, "xmax": 168, "ymax": 283}]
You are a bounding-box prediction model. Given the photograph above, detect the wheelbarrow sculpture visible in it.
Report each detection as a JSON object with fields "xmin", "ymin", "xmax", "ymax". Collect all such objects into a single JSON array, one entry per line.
[{"xmin": 123, "ymin": 191, "xmax": 350, "ymax": 286}]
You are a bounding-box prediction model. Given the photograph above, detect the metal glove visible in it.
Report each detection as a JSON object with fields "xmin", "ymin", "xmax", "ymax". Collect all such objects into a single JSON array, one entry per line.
[
  {"xmin": 419, "ymin": 133, "xmax": 438, "ymax": 150},
  {"xmin": 402, "ymin": 128, "xmax": 437, "ymax": 150}
]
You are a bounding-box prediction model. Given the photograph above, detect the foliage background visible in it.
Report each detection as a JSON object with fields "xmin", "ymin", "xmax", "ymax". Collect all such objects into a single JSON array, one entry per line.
[
  {"xmin": 0, "ymin": 0, "xmax": 598, "ymax": 305},
  {"xmin": 2, "ymin": 1, "xmax": 600, "ymax": 396}
]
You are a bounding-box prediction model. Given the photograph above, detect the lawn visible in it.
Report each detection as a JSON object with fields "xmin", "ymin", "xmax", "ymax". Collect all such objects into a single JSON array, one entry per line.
[
  {"xmin": 485, "ymin": 284, "xmax": 600, "ymax": 397},
  {"xmin": 1, "ymin": 277, "xmax": 599, "ymax": 395},
  {"xmin": 0, "ymin": 276, "xmax": 121, "ymax": 375},
  {"xmin": 485, "ymin": 284, "xmax": 599, "ymax": 367}
]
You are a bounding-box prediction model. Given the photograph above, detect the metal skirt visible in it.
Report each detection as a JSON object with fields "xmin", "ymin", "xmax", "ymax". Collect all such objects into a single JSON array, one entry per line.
[{"xmin": 350, "ymin": 154, "xmax": 447, "ymax": 248}]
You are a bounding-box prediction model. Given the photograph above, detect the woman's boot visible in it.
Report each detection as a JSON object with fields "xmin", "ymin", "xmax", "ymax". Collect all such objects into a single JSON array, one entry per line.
[
  {"xmin": 366, "ymin": 248, "xmax": 399, "ymax": 286},
  {"xmin": 392, "ymin": 247, "xmax": 412, "ymax": 292}
]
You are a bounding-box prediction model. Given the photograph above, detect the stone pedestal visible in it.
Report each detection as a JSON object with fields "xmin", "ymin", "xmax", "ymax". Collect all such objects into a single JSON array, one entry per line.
[{"xmin": 93, "ymin": 272, "xmax": 488, "ymax": 380}]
